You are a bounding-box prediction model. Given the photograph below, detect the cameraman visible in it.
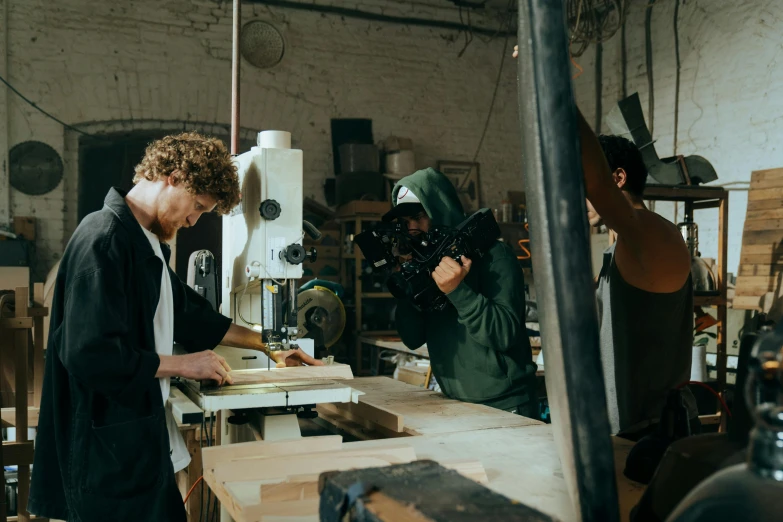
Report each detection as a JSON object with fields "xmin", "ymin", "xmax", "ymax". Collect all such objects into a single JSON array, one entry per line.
[{"xmin": 386, "ymin": 168, "xmax": 538, "ymax": 417}]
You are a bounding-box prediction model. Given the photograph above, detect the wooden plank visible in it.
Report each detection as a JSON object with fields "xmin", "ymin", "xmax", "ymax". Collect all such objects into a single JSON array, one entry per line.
[
  {"xmin": 202, "ymin": 436, "xmax": 343, "ymax": 471},
  {"xmin": 1, "ymin": 407, "xmax": 39, "ymax": 428},
  {"xmin": 747, "ymin": 198, "xmax": 783, "ymax": 211},
  {"xmin": 440, "ymin": 460, "xmax": 489, "ymax": 484},
  {"xmin": 260, "ymin": 480, "xmax": 319, "ymax": 503},
  {"xmin": 750, "ymin": 168, "xmax": 783, "ymax": 184},
  {"xmin": 212, "ymin": 446, "xmax": 417, "ymax": 483},
  {"xmin": 750, "ymin": 176, "xmax": 783, "ymax": 190},
  {"xmin": 241, "ymin": 499, "xmax": 320, "ymax": 521},
  {"xmin": 168, "ymin": 387, "xmax": 203, "ymax": 425},
  {"xmin": 734, "ymin": 276, "xmax": 775, "ymax": 296},
  {"xmin": 33, "ymin": 284, "xmax": 44, "ymax": 408},
  {"xmin": 226, "ymin": 364, "xmax": 353, "ymax": 386},
  {"xmin": 746, "ymin": 208, "xmax": 783, "ymax": 221},
  {"xmin": 743, "ymin": 218, "xmax": 783, "ymax": 231},
  {"xmin": 732, "ymin": 295, "xmax": 764, "ymax": 311},
  {"xmin": 738, "ymin": 264, "xmax": 783, "ymax": 276},
  {"xmin": 0, "ymin": 317, "xmax": 33, "ymax": 329},
  {"xmin": 740, "ymin": 254, "xmax": 783, "ymax": 265},
  {"xmin": 345, "ymin": 377, "xmax": 542, "ymax": 436},
  {"xmin": 748, "ymin": 187, "xmax": 783, "ymax": 201},
  {"xmin": 740, "ymin": 230, "xmax": 783, "ymax": 245},
  {"xmin": 331, "ymin": 400, "xmax": 404, "ymax": 433},
  {"xmin": 2, "ymin": 441, "xmax": 34, "ymax": 466},
  {"xmin": 15, "ymin": 287, "xmax": 30, "ymax": 522},
  {"xmin": 317, "ymin": 403, "xmax": 408, "ymax": 439}
]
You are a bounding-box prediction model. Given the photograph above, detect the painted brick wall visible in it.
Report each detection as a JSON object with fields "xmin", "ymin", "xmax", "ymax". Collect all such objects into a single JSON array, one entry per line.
[
  {"xmin": 572, "ymin": 0, "xmax": 783, "ymax": 275},
  {"xmin": 2, "ymin": 0, "xmax": 520, "ymax": 278}
]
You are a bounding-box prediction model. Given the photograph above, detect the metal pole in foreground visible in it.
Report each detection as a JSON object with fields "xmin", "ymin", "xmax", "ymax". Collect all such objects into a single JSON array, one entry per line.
[
  {"xmin": 231, "ymin": 0, "xmax": 241, "ymax": 155},
  {"xmin": 515, "ymin": 1, "xmax": 620, "ymax": 521}
]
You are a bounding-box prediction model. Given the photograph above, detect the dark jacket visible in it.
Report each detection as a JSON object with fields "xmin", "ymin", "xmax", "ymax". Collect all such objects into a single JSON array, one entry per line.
[
  {"xmin": 393, "ymin": 168, "xmax": 537, "ymax": 411},
  {"xmin": 28, "ymin": 188, "xmax": 232, "ymax": 522}
]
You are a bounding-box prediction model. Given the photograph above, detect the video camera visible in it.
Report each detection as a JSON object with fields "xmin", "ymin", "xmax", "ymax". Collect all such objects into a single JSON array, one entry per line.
[{"xmin": 353, "ymin": 208, "xmax": 501, "ymax": 312}]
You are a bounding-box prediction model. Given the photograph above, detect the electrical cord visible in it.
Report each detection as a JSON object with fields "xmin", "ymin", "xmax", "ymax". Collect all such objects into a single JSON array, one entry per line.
[
  {"xmin": 645, "ymin": 0, "xmax": 655, "ymax": 138},
  {"xmin": 471, "ymin": 0, "xmax": 514, "ymax": 164},
  {"xmin": 677, "ymin": 380, "xmax": 733, "ymax": 419},
  {"xmin": 673, "ymin": 0, "xmax": 682, "ymax": 154}
]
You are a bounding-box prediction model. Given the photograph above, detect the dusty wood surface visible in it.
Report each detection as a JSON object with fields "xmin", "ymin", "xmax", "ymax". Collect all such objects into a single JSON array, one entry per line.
[
  {"xmin": 201, "ymin": 378, "xmax": 645, "ymax": 522},
  {"xmin": 225, "ymin": 363, "xmax": 353, "ymax": 386}
]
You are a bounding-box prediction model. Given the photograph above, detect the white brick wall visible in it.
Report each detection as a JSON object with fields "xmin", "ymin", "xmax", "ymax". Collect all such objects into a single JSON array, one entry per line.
[
  {"xmin": 2, "ymin": 0, "xmax": 521, "ymax": 278},
  {"xmin": 572, "ymin": 0, "xmax": 783, "ymax": 275}
]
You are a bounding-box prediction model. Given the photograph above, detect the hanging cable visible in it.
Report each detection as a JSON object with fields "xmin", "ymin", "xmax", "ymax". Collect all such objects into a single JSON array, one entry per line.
[
  {"xmin": 620, "ymin": 14, "xmax": 628, "ymax": 99},
  {"xmin": 0, "ymin": 73, "xmax": 106, "ymax": 139},
  {"xmin": 673, "ymin": 0, "xmax": 682, "ymax": 155},
  {"xmin": 567, "ymin": 0, "xmax": 628, "ymax": 58},
  {"xmin": 645, "ymin": 0, "xmax": 655, "ymax": 137},
  {"xmin": 471, "ymin": 0, "xmax": 514, "ymax": 163}
]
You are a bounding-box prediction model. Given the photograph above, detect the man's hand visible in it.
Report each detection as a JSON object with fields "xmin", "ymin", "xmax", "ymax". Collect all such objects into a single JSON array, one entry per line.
[
  {"xmin": 268, "ymin": 348, "xmax": 325, "ymax": 368},
  {"xmin": 513, "ymin": 44, "xmax": 518, "ymax": 59},
  {"xmin": 158, "ymin": 351, "xmax": 234, "ymax": 385},
  {"xmin": 432, "ymin": 255, "xmax": 472, "ymax": 295}
]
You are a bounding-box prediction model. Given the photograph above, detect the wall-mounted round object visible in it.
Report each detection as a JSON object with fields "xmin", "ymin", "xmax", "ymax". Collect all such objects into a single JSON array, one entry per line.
[
  {"xmin": 240, "ymin": 21, "xmax": 285, "ymax": 69},
  {"xmin": 10, "ymin": 141, "xmax": 64, "ymax": 195}
]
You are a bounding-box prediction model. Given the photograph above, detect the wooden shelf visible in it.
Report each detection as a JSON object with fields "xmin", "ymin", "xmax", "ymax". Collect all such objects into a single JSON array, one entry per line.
[
  {"xmin": 643, "ymin": 184, "xmax": 728, "ymax": 203},
  {"xmin": 694, "ymin": 295, "xmax": 727, "ymax": 307}
]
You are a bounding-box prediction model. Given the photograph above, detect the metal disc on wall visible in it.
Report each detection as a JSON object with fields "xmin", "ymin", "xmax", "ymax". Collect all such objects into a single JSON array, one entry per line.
[
  {"xmin": 10, "ymin": 141, "xmax": 64, "ymax": 195},
  {"xmin": 240, "ymin": 21, "xmax": 285, "ymax": 69}
]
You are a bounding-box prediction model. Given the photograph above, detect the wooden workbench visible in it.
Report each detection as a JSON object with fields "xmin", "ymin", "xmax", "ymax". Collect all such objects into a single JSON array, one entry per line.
[{"xmin": 203, "ymin": 377, "xmax": 645, "ymax": 522}]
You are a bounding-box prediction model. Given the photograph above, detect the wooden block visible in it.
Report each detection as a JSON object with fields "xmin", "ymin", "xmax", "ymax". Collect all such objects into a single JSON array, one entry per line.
[
  {"xmin": 0, "ymin": 267, "xmax": 29, "ymax": 293},
  {"xmin": 396, "ymin": 366, "xmax": 428, "ymax": 388},
  {"xmin": 316, "ymin": 403, "xmax": 407, "ymax": 440},
  {"xmin": 226, "ymin": 364, "xmax": 353, "ymax": 386},
  {"xmin": 330, "ymin": 400, "xmax": 404, "ymax": 433},
  {"xmin": 241, "ymin": 499, "xmax": 320, "ymax": 521},
  {"xmin": 318, "ymin": 460, "xmax": 555, "ymax": 522},
  {"xmin": 748, "ymin": 187, "xmax": 783, "ymax": 201}
]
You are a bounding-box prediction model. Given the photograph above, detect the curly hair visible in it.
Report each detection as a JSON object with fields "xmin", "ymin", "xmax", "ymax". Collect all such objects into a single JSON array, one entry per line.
[
  {"xmin": 133, "ymin": 132, "xmax": 240, "ymax": 214},
  {"xmin": 597, "ymin": 134, "xmax": 648, "ymax": 198}
]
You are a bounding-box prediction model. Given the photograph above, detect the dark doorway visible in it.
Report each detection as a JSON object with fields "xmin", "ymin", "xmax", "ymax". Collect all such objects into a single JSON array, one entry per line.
[{"xmin": 78, "ymin": 129, "xmax": 249, "ymax": 287}]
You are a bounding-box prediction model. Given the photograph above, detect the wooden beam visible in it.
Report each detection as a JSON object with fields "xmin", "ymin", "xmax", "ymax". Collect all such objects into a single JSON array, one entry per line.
[
  {"xmin": 1, "ymin": 407, "xmax": 39, "ymax": 428},
  {"xmin": 33, "ymin": 283, "xmax": 44, "ymax": 408},
  {"xmin": 202, "ymin": 435, "xmax": 343, "ymax": 472},
  {"xmin": 15, "ymin": 286, "xmax": 30, "ymax": 522},
  {"xmin": 0, "ymin": 317, "xmax": 32, "ymax": 329},
  {"xmin": 2, "ymin": 441, "xmax": 34, "ymax": 466}
]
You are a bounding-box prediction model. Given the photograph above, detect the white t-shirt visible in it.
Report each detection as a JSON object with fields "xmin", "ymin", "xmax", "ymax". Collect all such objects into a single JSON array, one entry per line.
[{"xmin": 141, "ymin": 226, "xmax": 191, "ymax": 473}]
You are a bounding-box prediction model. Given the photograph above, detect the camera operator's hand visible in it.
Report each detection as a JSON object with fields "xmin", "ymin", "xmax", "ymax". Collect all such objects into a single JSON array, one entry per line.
[{"xmin": 432, "ymin": 255, "xmax": 472, "ymax": 295}]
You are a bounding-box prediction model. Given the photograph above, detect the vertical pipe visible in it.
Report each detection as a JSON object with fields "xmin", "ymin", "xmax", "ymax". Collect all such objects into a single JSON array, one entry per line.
[
  {"xmin": 515, "ymin": 1, "xmax": 619, "ymax": 521},
  {"xmin": 0, "ymin": 0, "xmax": 10, "ymax": 227},
  {"xmin": 231, "ymin": 0, "xmax": 241, "ymax": 155}
]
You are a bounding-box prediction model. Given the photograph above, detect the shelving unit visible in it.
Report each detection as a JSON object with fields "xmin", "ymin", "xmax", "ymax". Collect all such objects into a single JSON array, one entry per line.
[
  {"xmin": 337, "ymin": 201, "xmax": 395, "ymax": 375},
  {"xmin": 643, "ymin": 184, "xmax": 729, "ymax": 397}
]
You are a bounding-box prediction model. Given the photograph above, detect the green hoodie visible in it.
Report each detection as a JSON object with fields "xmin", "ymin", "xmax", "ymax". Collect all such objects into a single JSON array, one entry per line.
[{"xmin": 392, "ymin": 168, "xmax": 537, "ymax": 411}]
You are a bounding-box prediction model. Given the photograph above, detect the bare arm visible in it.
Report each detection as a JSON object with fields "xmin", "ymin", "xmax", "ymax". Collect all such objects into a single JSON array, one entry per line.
[{"xmin": 219, "ymin": 323, "xmax": 324, "ymax": 367}]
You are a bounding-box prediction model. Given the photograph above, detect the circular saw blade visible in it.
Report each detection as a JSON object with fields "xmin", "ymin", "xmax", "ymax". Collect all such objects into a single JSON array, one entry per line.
[{"xmin": 297, "ymin": 286, "xmax": 346, "ymax": 348}]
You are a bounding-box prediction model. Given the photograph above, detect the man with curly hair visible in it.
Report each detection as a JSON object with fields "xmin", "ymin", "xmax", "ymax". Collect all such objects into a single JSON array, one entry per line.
[{"xmin": 29, "ymin": 132, "xmax": 320, "ymax": 522}]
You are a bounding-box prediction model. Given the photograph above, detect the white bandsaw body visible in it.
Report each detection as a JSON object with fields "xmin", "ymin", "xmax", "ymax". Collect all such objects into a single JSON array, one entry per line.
[{"xmin": 172, "ymin": 133, "xmax": 358, "ymax": 503}]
